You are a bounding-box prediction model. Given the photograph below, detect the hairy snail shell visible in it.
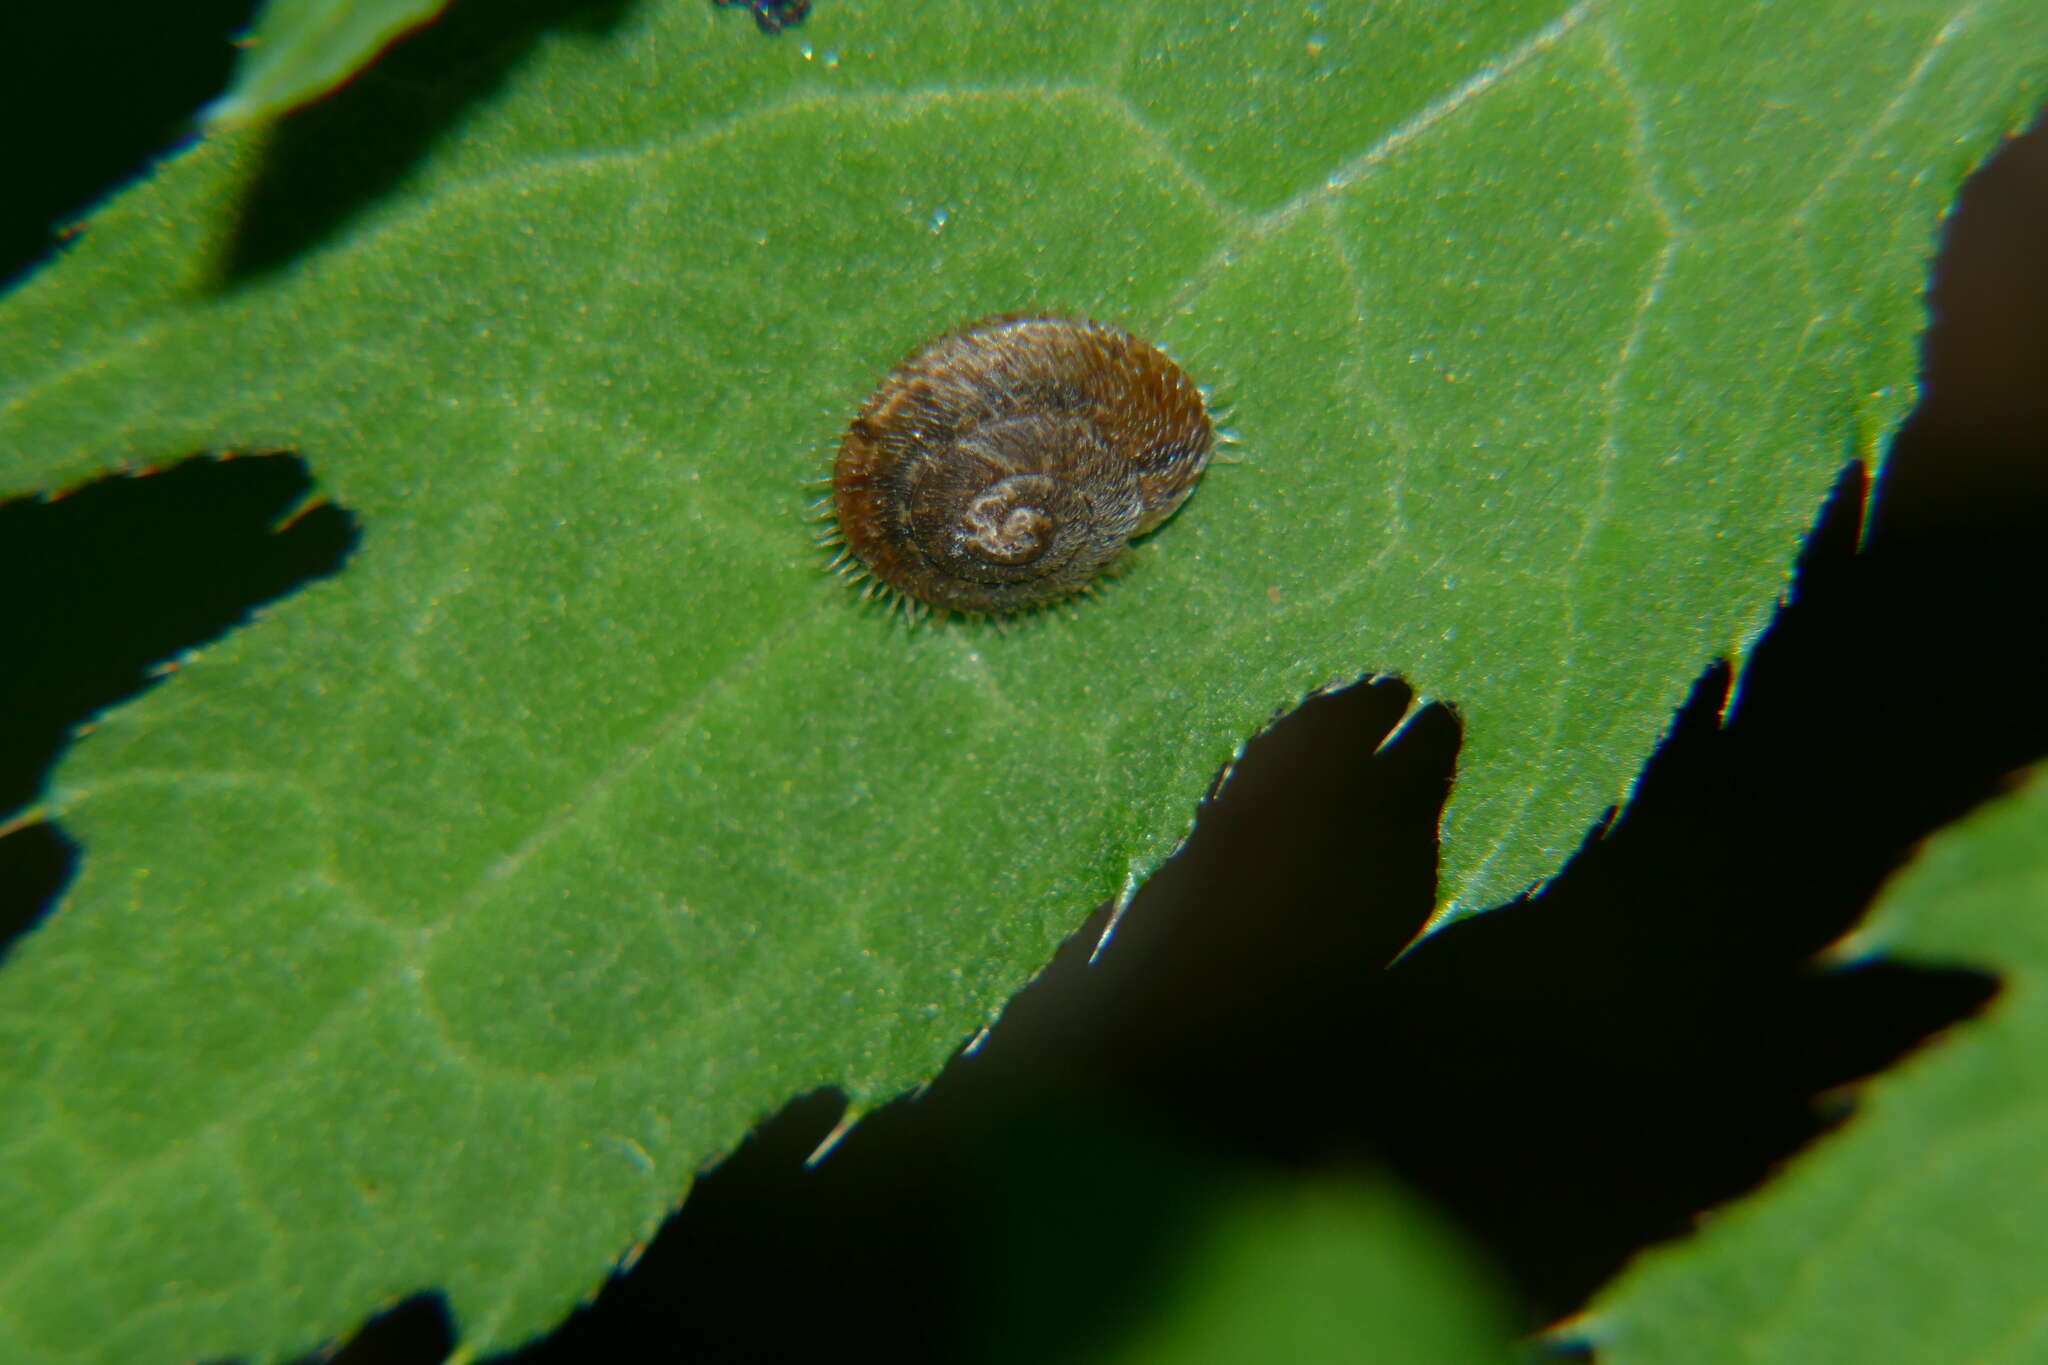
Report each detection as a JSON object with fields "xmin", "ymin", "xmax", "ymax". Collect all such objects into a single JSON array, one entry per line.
[{"xmin": 831, "ymin": 315, "xmax": 1214, "ymax": 615}]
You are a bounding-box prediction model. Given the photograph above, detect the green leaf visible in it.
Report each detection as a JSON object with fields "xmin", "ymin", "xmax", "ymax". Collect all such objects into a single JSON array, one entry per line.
[
  {"xmin": 0, "ymin": 1, "xmax": 2042, "ymax": 1361},
  {"xmin": 980, "ymin": 1114, "xmax": 1525, "ymax": 1365},
  {"xmin": 206, "ymin": 0, "xmax": 452, "ymax": 127},
  {"xmin": 1089, "ymin": 1182, "xmax": 1522, "ymax": 1365},
  {"xmin": 1579, "ymin": 768, "xmax": 2048, "ymax": 1363}
]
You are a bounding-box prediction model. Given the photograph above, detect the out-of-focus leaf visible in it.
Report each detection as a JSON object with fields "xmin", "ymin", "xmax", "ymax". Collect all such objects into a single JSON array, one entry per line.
[{"xmin": 982, "ymin": 1115, "xmax": 1523, "ymax": 1365}]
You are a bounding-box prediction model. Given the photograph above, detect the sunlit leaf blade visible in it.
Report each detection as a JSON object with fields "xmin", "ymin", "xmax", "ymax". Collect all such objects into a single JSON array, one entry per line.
[
  {"xmin": 0, "ymin": 1, "xmax": 2043, "ymax": 1360},
  {"xmin": 206, "ymin": 0, "xmax": 452, "ymax": 127},
  {"xmin": 1579, "ymin": 768, "xmax": 2048, "ymax": 1363}
]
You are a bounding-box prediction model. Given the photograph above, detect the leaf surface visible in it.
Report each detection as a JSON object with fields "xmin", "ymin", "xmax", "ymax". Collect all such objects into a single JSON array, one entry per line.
[{"xmin": 0, "ymin": 1, "xmax": 2042, "ymax": 1360}]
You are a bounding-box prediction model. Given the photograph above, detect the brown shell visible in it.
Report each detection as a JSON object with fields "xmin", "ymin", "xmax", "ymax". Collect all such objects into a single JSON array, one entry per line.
[{"xmin": 832, "ymin": 315, "xmax": 1213, "ymax": 615}]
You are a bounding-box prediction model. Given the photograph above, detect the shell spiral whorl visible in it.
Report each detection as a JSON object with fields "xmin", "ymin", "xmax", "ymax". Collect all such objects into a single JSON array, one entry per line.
[{"xmin": 832, "ymin": 315, "xmax": 1214, "ymax": 615}]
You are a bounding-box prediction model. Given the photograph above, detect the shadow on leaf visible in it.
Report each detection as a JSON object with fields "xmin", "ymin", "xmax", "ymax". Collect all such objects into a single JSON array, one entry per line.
[{"xmin": 220, "ymin": 0, "xmax": 638, "ymax": 286}]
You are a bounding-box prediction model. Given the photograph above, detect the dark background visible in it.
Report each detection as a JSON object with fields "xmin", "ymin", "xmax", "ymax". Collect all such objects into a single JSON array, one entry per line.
[{"xmin": 2, "ymin": 3, "xmax": 2044, "ymax": 1359}]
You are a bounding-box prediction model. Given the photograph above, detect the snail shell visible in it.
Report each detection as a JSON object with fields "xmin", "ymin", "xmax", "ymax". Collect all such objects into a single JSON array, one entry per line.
[{"xmin": 831, "ymin": 315, "xmax": 1213, "ymax": 615}]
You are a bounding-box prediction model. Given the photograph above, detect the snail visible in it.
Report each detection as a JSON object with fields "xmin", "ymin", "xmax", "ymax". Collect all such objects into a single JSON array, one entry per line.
[{"xmin": 830, "ymin": 315, "xmax": 1214, "ymax": 615}]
